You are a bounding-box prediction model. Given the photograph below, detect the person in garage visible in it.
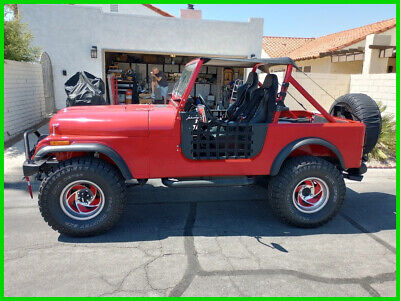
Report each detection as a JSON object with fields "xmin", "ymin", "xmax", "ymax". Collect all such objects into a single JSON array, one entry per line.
[{"xmin": 151, "ymin": 67, "xmax": 168, "ymax": 104}]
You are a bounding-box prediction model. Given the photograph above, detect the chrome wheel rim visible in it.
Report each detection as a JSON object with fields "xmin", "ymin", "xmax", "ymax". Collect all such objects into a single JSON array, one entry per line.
[
  {"xmin": 292, "ymin": 177, "xmax": 329, "ymax": 214},
  {"xmin": 60, "ymin": 180, "xmax": 105, "ymax": 220}
]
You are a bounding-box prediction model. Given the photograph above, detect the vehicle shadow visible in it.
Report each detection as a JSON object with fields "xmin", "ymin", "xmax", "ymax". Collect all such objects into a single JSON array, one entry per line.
[{"xmin": 58, "ymin": 183, "xmax": 396, "ymax": 243}]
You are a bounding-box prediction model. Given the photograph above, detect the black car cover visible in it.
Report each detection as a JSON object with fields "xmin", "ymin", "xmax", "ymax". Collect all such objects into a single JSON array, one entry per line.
[{"xmin": 65, "ymin": 71, "xmax": 106, "ymax": 106}]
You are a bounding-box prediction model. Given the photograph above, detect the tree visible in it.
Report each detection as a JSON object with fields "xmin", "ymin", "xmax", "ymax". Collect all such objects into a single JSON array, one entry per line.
[
  {"xmin": 4, "ymin": 4, "xmax": 17, "ymax": 20},
  {"xmin": 4, "ymin": 5, "xmax": 40, "ymax": 62}
]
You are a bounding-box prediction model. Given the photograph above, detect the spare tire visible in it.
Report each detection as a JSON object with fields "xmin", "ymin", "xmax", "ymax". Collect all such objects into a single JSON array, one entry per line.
[{"xmin": 329, "ymin": 93, "xmax": 381, "ymax": 155}]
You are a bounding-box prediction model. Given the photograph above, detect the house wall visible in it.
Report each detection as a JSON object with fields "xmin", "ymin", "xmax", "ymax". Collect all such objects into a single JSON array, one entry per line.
[
  {"xmin": 4, "ymin": 60, "xmax": 46, "ymax": 142},
  {"xmin": 258, "ymin": 71, "xmax": 395, "ymax": 119},
  {"xmin": 350, "ymin": 73, "xmax": 396, "ymax": 117},
  {"xmin": 294, "ymin": 57, "xmax": 363, "ymax": 74},
  {"xmin": 259, "ymin": 72, "xmax": 351, "ymax": 112},
  {"xmin": 19, "ymin": 4, "xmax": 263, "ymax": 109},
  {"xmin": 261, "ymin": 49, "xmax": 270, "ymax": 58},
  {"xmin": 292, "ymin": 28, "xmax": 395, "ymax": 75},
  {"xmin": 283, "ymin": 72, "xmax": 351, "ymax": 111},
  {"xmin": 77, "ymin": 4, "xmax": 161, "ymax": 16},
  {"xmin": 330, "ymin": 60, "xmax": 363, "ymax": 74},
  {"xmin": 294, "ymin": 57, "xmax": 332, "ymax": 73},
  {"xmin": 387, "ymin": 58, "xmax": 396, "ymax": 72}
]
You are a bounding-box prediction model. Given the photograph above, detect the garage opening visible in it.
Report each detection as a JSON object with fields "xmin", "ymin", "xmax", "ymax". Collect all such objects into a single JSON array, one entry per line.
[{"xmin": 104, "ymin": 51, "xmax": 245, "ymax": 109}]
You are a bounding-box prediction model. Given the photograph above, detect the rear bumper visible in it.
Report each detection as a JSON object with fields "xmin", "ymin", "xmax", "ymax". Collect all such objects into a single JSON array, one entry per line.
[{"xmin": 343, "ymin": 162, "xmax": 367, "ymax": 181}]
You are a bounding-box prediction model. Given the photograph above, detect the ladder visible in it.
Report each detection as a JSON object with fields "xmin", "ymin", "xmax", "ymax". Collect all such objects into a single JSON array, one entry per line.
[{"xmin": 230, "ymin": 79, "xmax": 244, "ymax": 103}]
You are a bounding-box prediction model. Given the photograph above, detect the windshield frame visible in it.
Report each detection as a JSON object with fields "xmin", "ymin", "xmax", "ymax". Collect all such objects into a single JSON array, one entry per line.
[{"xmin": 170, "ymin": 58, "xmax": 203, "ymax": 109}]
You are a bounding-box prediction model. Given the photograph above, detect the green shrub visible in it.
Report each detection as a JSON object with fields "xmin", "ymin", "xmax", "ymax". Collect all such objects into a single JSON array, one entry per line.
[
  {"xmin": 370, "ymin": 102, "xmax": 396, "ymax": 161},
  {"xmin": 4, "ymin": 16, "xmax": 40, "ymax": 62}
]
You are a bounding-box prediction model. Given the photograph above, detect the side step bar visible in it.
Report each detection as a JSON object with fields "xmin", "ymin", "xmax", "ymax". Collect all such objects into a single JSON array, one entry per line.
[
  {"xmin": 162, "ymin": 177, "xmax": 255, "ymax": 188},
  {"xmin": 343, "ymin": 173, "xmax": 363, "ymax": 181},
  {"xmin": 343, "ymin": 162, "xmax": 367, "ymax": 182}
]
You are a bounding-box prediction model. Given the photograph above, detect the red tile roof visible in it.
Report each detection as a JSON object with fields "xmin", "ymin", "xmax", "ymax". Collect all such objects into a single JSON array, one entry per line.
[
  {"xmin": 262, "ymin": 36, "xmax": 315, "ymax": 58},
  {"xmin": 288, "ymin": 18, "xmax": 396, "ymax": 60},
  {"xmin": 142, "ymin": 4, "xmax": 174, "ymax": 17}
]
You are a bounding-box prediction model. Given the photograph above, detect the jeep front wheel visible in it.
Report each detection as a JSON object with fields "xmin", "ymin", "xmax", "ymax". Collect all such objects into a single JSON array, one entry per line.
[
  {"xmin": 268, "ymin": 156, "xmax": 345, "ymax": 228},
  {"xmin": 38, "ymin": 158, "xmax": 127, "ymax": 237}
]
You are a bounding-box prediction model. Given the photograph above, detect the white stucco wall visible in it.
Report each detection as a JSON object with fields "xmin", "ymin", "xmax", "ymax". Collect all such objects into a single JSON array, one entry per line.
[
  {"xmin": 294, "ymin": 56, "xmax": 364, "ymax": 74},
  {"xmin": 77, "ymin": 4, "xmax": 162, "ymax": 16},
  {"xmin": 260, "ymin": 72, "xmax": 351, "ymax": 111},
  {"xmin": 350, "ymin": 73, "xmax": 396, "ymax": 118},
  {"xmin": 261, "ymin": 49, "xmax": 270, "ymax": 58},
  {"xmin": 258, "ymin": 71, "xmax": 395, "ymax": 118},
  {"xmin": 4, "ymin": 60, "xmax": 46, "ymax": 142},
  {"xmin": 19, "ymin": 4, "xmax": 263, "ymax": 109}
]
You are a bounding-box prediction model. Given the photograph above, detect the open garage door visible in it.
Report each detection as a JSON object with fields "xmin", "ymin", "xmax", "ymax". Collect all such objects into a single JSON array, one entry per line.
[{"xmin": 103, "ymin": 51, "xmax": 244, "ymax": 108}]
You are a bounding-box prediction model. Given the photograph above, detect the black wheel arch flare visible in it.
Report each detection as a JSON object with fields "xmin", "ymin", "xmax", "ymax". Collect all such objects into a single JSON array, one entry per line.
[
  {"xmin": 34, "ymin": 143, "xmax": 133, "ymax": 180},
  {"xmin": 269, "ymin": 137, "xmax": 346, "ymax": 176}
]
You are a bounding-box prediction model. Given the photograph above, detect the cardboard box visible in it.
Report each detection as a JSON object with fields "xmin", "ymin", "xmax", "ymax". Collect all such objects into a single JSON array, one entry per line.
[
  {"xmin": 139, "ymin": 98, "xmax": 153, "ymax": 104},
  {"xmin": 139, "ymin": 93, "xmax": 153, "ymax": 104}
]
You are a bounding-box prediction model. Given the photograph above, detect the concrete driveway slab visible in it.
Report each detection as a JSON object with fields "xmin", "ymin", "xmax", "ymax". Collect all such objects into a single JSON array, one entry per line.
[{"xmin": 4, "ymin": 130, "xmax": 396, "ymax": 296}]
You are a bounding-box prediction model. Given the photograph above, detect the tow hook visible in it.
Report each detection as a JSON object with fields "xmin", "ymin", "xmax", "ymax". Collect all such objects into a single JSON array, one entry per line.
[{"xmin": 23, "ymin": 176, "xmax": 33, "ymax": 199}]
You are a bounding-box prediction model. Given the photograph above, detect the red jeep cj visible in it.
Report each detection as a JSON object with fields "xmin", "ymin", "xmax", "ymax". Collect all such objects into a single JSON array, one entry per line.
[{"xmin": 23, "ymin": 57, "xmax": 382, "ymax": 237}]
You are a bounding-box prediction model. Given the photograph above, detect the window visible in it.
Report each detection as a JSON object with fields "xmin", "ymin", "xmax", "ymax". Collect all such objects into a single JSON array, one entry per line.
[
  {"xmin": 388, "ymin": 66, "xmax": 394, "ymax": 73},
  {"xmin": 110, "ymin": 4, "xmax": 119, "ymax": 12},
  {"xmin": 303, "ymin": 66, "xmax": 311, "ymax": 73}
]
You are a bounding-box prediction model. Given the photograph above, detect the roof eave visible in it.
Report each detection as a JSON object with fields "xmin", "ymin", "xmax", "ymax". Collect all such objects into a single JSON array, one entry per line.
[{"xmin": 291, "ymin": 21, "xmax": 396, "ymax": 61}]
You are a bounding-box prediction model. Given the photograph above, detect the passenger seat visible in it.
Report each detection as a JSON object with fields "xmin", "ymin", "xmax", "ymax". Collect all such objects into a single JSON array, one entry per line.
[
  {"xmin": 226, "ymin": 72, "xmax": 258, "ymax": 121},
  {"xmin": 240, "ymin": 74, "xmax": 278, "ymax": 123}
]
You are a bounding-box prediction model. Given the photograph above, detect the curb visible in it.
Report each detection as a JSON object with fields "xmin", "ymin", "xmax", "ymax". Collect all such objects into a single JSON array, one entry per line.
[{"xmin": 366, "ymin": 166, "xmax": 396, "ymax": 169}]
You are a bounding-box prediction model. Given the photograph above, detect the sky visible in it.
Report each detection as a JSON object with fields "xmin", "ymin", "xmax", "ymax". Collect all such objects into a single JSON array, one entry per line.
[{"xmin": 156, "ymin": 4, "xmax": 396, "ymax": 37}]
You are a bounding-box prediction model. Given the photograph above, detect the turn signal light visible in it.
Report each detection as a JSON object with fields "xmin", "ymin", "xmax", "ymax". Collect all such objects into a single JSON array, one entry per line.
[{"xmin": 50, "ymin": 141, "xmax": 70, "ymax": 146}]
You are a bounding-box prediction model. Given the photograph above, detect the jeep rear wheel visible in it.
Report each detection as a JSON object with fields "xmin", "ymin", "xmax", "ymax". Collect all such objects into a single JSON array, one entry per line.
[
  {"xmin": 38, "ymin": 158, "xmax": 127, "ymax": 237},
  {"xmin": 268, "ymin": 156, "xmax": 345, "ymax": 228}
]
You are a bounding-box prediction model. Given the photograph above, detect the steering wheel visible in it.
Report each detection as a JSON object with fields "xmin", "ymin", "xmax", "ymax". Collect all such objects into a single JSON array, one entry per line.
[{"xmin": 197, "ymin": 95, "xmax": 214, "ymax": 119}]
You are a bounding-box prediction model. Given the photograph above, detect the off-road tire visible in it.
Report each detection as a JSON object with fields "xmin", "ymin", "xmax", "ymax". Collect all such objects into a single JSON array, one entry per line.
[
  {"xmin": 38, "ymin": 157, "xmax": 127, "ymax": 237},
  {"xmin": 329, "ymin": 93, "xmax": 382, "ymax": 155},
  {"xmin": 268, "ymin": 156, "xmax": 345, "ymax": 228}
]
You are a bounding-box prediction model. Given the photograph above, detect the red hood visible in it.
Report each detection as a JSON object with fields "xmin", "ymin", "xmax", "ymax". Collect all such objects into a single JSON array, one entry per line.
[{"xmin": 50, "ymin": 105, "xmax": 150, "ymax": 137}]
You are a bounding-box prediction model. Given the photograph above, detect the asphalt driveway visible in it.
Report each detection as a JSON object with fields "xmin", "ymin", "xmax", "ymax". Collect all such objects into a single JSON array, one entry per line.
[{"xmin": 4, "ymin": 127, "xmax": 396, "ymax": 297}]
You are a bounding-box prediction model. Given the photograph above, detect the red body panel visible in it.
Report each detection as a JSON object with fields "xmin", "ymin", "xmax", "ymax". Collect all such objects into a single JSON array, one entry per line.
[
  {"xmin": 52, "ymin": 105, "xmax": 149, "ymax": 137},
  {"xmin": 145, "ymin": 115, "xmax": 364, "ymax": 178},
  {"xmin": 34, "ymin": 59, "xmax": 366, "ymax": 179},
  {"xmin": 38, "ymin": 104, "xmax": 364, "ymax": 179}
]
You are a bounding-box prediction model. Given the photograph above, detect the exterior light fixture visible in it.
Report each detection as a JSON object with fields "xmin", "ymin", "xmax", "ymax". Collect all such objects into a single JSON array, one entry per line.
[
  {"xmin": 91, "ymin": 46, "xmax": 98, "ymax": 59},
  {"xmin": 170, "ymin": 54, "xmax": 176, "ymax": 65}
]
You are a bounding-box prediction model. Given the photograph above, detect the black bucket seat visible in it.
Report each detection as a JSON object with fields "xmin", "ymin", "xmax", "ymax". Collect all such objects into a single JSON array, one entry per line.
[
  {"xmin": 238, "ymin": 74, "xmax": 278, "ymax": 124},
  {"xmin": 226, "ymin": 72, "xmax": 258, "ymax": 121}
]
